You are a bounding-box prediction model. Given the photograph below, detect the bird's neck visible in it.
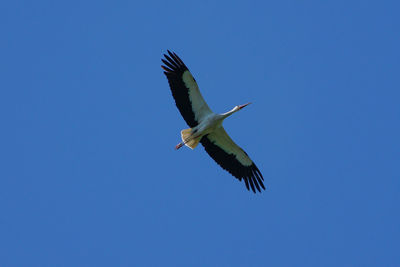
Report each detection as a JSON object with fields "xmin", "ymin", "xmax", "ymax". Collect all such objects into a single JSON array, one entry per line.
[{"xmin": 221, "ymin": 107, "xmax": 238, "ymax": 119}]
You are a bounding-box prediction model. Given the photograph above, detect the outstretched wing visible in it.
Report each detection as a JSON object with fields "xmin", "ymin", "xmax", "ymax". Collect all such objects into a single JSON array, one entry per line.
[
  {"xmin": 200, "ymin": 127, "xmax": 265, "ymax": 193},
  {"xmin": 161, "ymin": 50, "xmax": 213, "ymax": 127}
]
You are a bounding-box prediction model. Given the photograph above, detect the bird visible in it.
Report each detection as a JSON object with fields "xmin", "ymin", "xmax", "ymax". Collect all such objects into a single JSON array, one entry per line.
[{"xmin": 161, "ymin": 50, "xmax": 265, "ymax": 193}]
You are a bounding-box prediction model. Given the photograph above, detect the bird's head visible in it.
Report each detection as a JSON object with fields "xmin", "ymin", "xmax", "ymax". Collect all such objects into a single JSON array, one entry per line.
[{"xmin": 235, "ymin": 102, "xmax": 251, "ymax": 111}]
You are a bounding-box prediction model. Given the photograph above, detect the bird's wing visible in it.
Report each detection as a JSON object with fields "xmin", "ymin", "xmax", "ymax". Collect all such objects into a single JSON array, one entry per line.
[
  {"xmin": 162, "ymin": 50, "xmax": 213, "ymax": 127},
  {"xmin": 200, "ymin": 127, "xmax": 265, "ymax": 193}
]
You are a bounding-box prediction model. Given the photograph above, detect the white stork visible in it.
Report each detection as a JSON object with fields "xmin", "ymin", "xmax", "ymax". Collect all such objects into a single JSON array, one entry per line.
[{"xmin": 161, "ymin": 50, "xmax": 265, "ymax": 193}]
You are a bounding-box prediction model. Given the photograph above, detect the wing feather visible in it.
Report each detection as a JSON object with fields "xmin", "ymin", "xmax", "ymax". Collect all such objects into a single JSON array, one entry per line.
[
  {"xmin": 161, "ymin": 51, "xmax": 213, "ymax": 127},
  {"xmin": 200, "ymin": 127, "xmax": 265, "ymax": 193}
]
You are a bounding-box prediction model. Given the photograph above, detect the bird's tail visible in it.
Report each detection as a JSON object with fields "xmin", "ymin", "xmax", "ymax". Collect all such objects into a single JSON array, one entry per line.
[{"xmin": 175, "ymin": 128, "xmax": 200, "ymax": 150}]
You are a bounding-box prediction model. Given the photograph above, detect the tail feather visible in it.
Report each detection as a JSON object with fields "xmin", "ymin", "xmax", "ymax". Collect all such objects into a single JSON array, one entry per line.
[{"xmin": 180, "ymin": 128, "xmax": 200, "ymax": 149}]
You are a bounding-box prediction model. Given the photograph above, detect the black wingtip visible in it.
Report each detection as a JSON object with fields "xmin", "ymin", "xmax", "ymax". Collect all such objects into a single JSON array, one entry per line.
[
  {"xmin": 242, "ymin": 169, "xmax": 265, "ymax": 193},
  {"xmin": 252, "ymin": 168, "xmax": 265, "ymax": 190},
  {"xmin": 162, "ymin": 50, "xmax": 188, "ymax": 73},
  {"xmin": 253, "ymin": 178, "xmax": 261, "ymax": 192},
  {"xmin": 247, "ymin": 176, "xmax": 256, "ymax": 193},
  {"xmin": 243, "ymin": 177, "xmax": 250, "ymax": 191}
]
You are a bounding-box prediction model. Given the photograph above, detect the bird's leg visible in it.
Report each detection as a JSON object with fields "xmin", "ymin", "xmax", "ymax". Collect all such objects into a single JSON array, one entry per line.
[
  {"xmin": 175, "ymin": 142, "xmax": 184, "ymax": 150},
  {"xmin": 175, "ymin": 135, "xmax": 193, "ymax": 150},
  {"xmin": 175, "ymin": 136, "xmax": 191, "ymax": 150}
]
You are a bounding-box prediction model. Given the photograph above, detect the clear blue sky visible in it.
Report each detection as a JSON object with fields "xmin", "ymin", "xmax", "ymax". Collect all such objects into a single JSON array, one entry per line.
[{"xmin": 1, "ymin": 1, "xmax": 399, "ymax": 266}]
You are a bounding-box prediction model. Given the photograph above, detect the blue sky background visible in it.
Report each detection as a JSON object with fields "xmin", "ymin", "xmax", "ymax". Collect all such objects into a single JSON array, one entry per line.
[{"xmin": 1, "ymin": 0, "xmax": 399, "ymax": 266}]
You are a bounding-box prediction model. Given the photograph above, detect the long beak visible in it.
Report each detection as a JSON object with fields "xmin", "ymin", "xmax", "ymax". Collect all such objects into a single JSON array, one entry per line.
[{"xmin": 238, "ymin": 102, "xmax": 251, "ymax": 109}]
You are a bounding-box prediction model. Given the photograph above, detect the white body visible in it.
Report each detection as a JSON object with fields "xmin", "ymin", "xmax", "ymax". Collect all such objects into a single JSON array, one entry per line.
[
  {"xmin": 179, "ymin": 106, "xmax": 242, "ymax": 150},
  {"xmin": 191, "ymin": 113, "xmax": 223, "ymax": 139}
]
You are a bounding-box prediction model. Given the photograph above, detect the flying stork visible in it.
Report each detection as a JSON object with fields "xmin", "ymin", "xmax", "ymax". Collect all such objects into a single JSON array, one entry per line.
[{"xmin": 161, "ymin": 50, "xmax": 265, "ymax": 193}]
